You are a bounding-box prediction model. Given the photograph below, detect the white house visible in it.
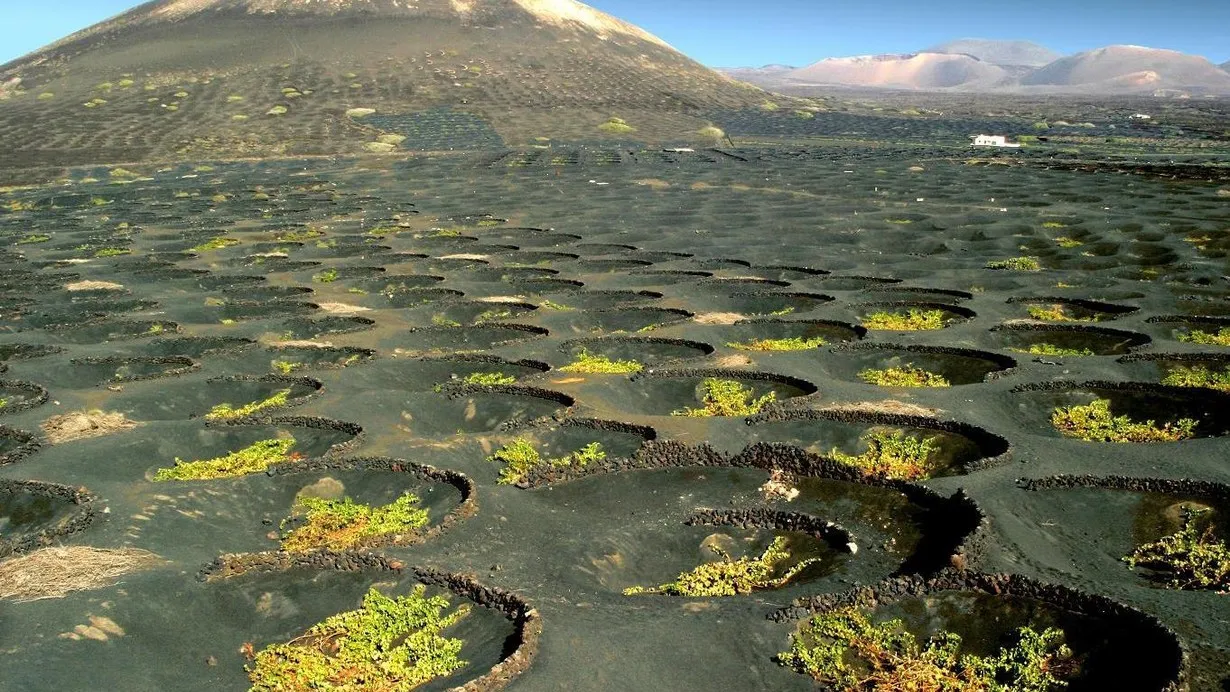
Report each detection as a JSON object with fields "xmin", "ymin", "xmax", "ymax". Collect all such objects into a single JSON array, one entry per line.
[{"xmin": 971, "ymin": 135, "xmax": 1021, "ymax": 148}]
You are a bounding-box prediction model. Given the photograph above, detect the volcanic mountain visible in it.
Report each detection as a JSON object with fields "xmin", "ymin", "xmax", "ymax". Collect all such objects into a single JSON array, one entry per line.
[
  {"xmin": 780, "ymin": 52, "xmax": 1010, "ymax": 90},
  {"xmin": 0, "ymin": 0, "xmax": 764, "ymax": 168},
  {"xmin": 1020, "ymin": 45, "xmax": 1230, "ymax": 94}
]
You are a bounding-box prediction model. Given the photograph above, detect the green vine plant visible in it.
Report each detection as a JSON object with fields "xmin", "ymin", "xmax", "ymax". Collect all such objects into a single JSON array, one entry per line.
[
  {"xmin": 672, "ymin": 378, "xmax": 777, "ymax": 417},
  {"xmin": 462, "ymin": 372, "xmax": 517, "ymax": 386},
  {"xmin": 558, "ymin": 349, "xmax": 643, "ymax": 374},
  {"xmin": 828, "ymin": 430, "xmax": 943, "ymax": 481},
  {"xmin": 191, "ymin": 237, "xmax": 240, "ymax": 252},
  {"xmin": 205, "ymin": 388, "xmax": 292, "ymax": 421},
  {"xmin": 313, "ymin": 268, "xmax": 339, "ymax": 283},
  {"xmin": 272, "ymin": 360, "xmax": 302, "ymax": 375},
  {"xmin": 861, "ymin": 309, "xmax": 947, "ymax": 331},
  {"xmin": 248, "ymin": 586, "xmax": 469, "ymax": 691},
  {"xmin": 624, "ymin": 536, "xmax": 821, "ymax": 597},
  {"xmin": 153, "ymin": 438, "xmax": 300, "ymax": 481},
  {"xmin": 1027, "ymin": 304, "xmax": 1092, "ymax": 322},
  {"xmin": 986, "ymin": 256, "xmax": 1043, "ymax": 271},
  {"xmin": 779, "ymin": 607, "xmax": 1076, "ymax": 691},
  {"xmin": 858, "ymin": 365, "xmax": 951, "ymax": 388},
  {"xmin": 486, "ymin": 438, "xmax": 607, "ymax": 485},
  {"xmin": 1051, "ymin": 399, "xmax": 1197, "ymax": 442},
  {"xmin": 727, "ymin": 336, "xmax": 826, "ymax": 352},
  {"xmin": 1014, "ymin": 343, "xmax": 1095, "ymax": 357},
  {"xmin": 1124, "ymin": 507, "xmax": 1230, "ymax": 590},
  {"xmin": 475, "ymin": 308, "xmax": 513, "ymax": 323},
  {"xmin": 1177, "ymin": 328, "xmax": 1230, "ymax": 347},
  {"xmin": 1161, "ymin": 365, "xmax": 1230, "ymax": 393},
  {"xmin": 280, "ymin": 492, "xmax": 430, "ymax": 553}
]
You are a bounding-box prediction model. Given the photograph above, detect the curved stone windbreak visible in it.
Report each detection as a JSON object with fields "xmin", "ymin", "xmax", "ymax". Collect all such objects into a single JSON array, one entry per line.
[
  {"xmin": 686, "ymin": 508, "xmax": 856, "ymax": 554},
  {"xmin": 0, "ymin": 425, "xmax": 42, "ymax": 466},
  {"xmin": 265, "ymin": 455, "xmax": 477, "ymax": 549},
  {"xmin": 864, "ymin": 285, "xmax": 974, "ymax": 302},
  {"xmin": 510, "ymin": 418, "xmax": 659, "ymax": 488},
  {"xmin": 992, "ymin": 322, "xmax": 1152, "ymax": 355},
  {"xmin": 1019, "ymin": 474, "xmax": 1230, "ymax": 502},
  {"xmin": 200, "ymin": 374, "xmax": 326, "ymax": 419},
  {"xmin": 828, "ymin": 342, "xmax": 1018, "ymax": 384},
  {"xmin": 0, "ymin": 380, "xmax": 50, "ymax": 415},
  {"xmin": 1010, "ymin": 380, "xmax": 1230, "ymax": 439},
  {"xmin": 214, "ymin": 415, "xmax": 365, "ymax": 459},
  {"xmin": 534, "ymin": 435, "xmax": 988, "ymax": 577},
  {"xmin": 69, "ymin": 356, "xmax": 199, "ymax": 384},
  {"xmin": 559, "ymin": 335, "xmax": 715, "ymax": 366},
  {"xmin": 743, "ymin": 407, "xmax": 1013, "ymax": 476},
  {"xmin": 773, "ymin": 570, "xmax": 1186, "ymax": 691},
  {"xmin": 0, "ymin": 479, "xmax": 100, "ymax": 558},
  {"xmin": 1007, "ymin": 295, "xmax": 1139, "ymax": 319},
  {"xmin": 143, "ymin": 336, "xmax": 257, "ymax": 358}
]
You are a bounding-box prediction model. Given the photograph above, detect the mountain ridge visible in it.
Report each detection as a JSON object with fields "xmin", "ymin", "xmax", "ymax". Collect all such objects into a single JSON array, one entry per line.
[
  {"xmin": 721, "ymin": 39, "xmax": 1230, "ymax": 95},
  {"xmin": 924, "ymin": 38, "xmax": 1061, "ymax": 68},
  {"xmin": 0, "ymin": 0, "xmax": 767, "ymax": 168}
]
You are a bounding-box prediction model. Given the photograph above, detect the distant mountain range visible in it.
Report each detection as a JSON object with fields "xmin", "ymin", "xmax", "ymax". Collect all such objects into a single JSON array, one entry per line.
[{"xmin": 723, "ymin": 39, "xmax": 1230, "ymax": 96}]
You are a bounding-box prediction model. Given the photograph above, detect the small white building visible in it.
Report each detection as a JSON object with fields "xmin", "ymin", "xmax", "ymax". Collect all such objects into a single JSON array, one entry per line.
[{"xmin": 971, "ymin": 135, "xmax": 1021, "ymax": 148}]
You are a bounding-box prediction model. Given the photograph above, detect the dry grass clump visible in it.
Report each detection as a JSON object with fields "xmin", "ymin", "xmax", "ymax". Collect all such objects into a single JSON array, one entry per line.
[
  {"xmin": 821, "ymin": 400, "xmax": 941, "ymax": 417},
  {"xmin": 694, "ymin": 312, "xmax": 746, "ymax": 325},
  {"xmin": 0, "ymin": 546, "xmax": 163, "ymax": 602},
  {"xmin": 41, "ymin": 410, "xmax": 139, "ymax": 444},
  {"xmin": 65, "ymin": 280, "xmax": 124, "ymax": 292},
  {"xmin": 315, "ymin": 302, "xmax": 372, "ymax": 315}
]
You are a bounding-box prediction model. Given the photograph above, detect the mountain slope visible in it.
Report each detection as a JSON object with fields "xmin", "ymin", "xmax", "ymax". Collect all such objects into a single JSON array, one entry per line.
[
  {"xmin": 784, "ymin": 52, "xmax": 1008, "ymax": 90},
  {"xmin": 0, "ymin": 0, "xmax": 764, "ymax": 168},
  {"xmin": 925, "ymin": 39, "xmax": 1061, "ymax": 67},
  {"xmin": 1021, "ymin": 45, "xmax": 1230, "ymax": 93}
]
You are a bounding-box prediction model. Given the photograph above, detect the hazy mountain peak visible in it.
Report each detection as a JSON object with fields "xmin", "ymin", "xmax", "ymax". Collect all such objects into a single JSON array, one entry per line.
[
  {"xmin": 785, "ymin": 51, "xmax": 1007, "ymax": 90},
  {"xmin": 1022, "ymin": 44, "xmax": 1230, "ymax": 93},
  {"xmin": 925, "ymin": 38, "xmax": 1062, "ymax": 67}
]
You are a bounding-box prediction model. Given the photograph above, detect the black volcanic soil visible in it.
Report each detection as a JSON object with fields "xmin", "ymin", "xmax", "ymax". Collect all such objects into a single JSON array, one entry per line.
[{"xmin": 0, "ymin": 125, "xmax": 1229, "ymax": 690}]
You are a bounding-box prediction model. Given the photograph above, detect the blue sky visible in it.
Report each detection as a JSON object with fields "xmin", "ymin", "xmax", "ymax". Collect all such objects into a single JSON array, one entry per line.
[{"xmin": 2, "ymin": 0, "xmax": 1228, "ymax": 67}]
